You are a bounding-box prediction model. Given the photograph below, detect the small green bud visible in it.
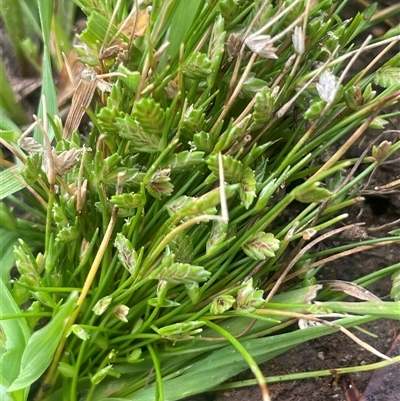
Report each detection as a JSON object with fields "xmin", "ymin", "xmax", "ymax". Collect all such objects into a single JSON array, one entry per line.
[
  {"xmin": 127, "ymin": 348, "xmax": 143, "ymax": 363},
  {"xmin": 254, "ymin": 179, "xmax": 277, "ymax": 212},
  {"xmin": 304, "ymin": 100, "xmax": 325, "ymax": 120},
  {"xmin": 369, "ymin": 117, "xmax": 388, "ymax": 130},
  {"xmin": 19, "ymin": 272, "xmax": 39, "ymax": 288},
  {"xmin": 167, "ymin": 185, "xmax": 238, "ymax": 217},
  {"xmin": 344, "ymin": 85, "xmax": 363, "ymax": 110},
  {"xmin": 132, "ymin": 97, "xmax": 165, "ymax": 135},
  {"xmin": 293, "ymin": 182, "xmax": 332, "ymax": 203},
  {"xmin": 67, "ymin": 324, "xmax": 90, "ymax": 341},
  {"xmin": 36, "ymin": 253, "xmax": 45, "ymax": 274},
  {"xmin": 110, "ymin": 192, "xmax": 146, "ymax": 208},
  {"xmin": 22, "ymin": 153, "xmax": 42, "ymax": 185},
  {"xmin": 183, "ymin": 52, "xmax": 212, "ymax": 79},
  {"xmin": 97, "ymin": 105, "xmax": 125, "ymax": 134},
  {"xmin": 58, "ymin": 362, "xmax": 75, "ymax": 378},
  {"xmin": 206, "ymin": 154, "xmax": 245, "ymax": 182},
  {"xmin": 181, "ymin": 106, "xmax": 206, "ymax": 139},
  {"xmin": 156, "ymin": 263, "xmax": 211, "ymax": 284},
  {"xmin": 372, "ymin": 140, "xmax": 392, "ymax": 163},
  {"xmin": 193, "ymin": 131, "xmax": 214, "ymax": 153},
  {"xmin": 32, "ymin": 291, "xmax": 58, "ymax": 308},
  {"xmin": 170, "ymin": 231, "xmax": 194, "ymax": 263},
  {"xmin": 240, "ymin": 168, "xmax": 256, "ymax": 209},
  {"xmin": 252, "ymin": 87, "xmax": 277, "ymax": 125},
  {"xmin": 242, "ymin": 232, "xmax": 280, "ymax": 260},
  {"xmin": 162, "ymin": 151, "xmax": 205, "ymax": 171},
  {"xmin": 155, "ymin": 321, "xmax": 205, "ymax": 339},
  {"xmin": 210, "ymin": 294, "xmax": 236, "ymax": 314},
  {"xmin": 92, "ymin": 296, "xmax": 112, "ymax": 315},
  {"xmin": 236, "ymin": 279, "xmax": 265, "ymax": 312},
  {"xmin": 14, "ymin": 241, "xmax": 39, "ymax": 276},
  {"xmin": 91, "ymin": 365, "xmax": 114, "ymax": 384},
  {"xmin": 363, "ymin": 83, "xmax": 376, "ymax": 102},
  {"xmin": 219, "ymin": 0, "xmax": 241, "ymax": 22},
  {"xmin": 241, "ymin": 75, "xmax": 269, "ymax": 98},
  {"xmin": 146, "ymin": 169, "xmax": 174, "ymax": 199},
  {"xmin": 56, "ymin": 225, "xmax": 79, "ymax": 243},
  {"xmin": 116, "ymin": 115, "xmax": 161, "ymax": 153},
  {"xmin": 185, "ymin": 281, "xmax": 200, "ymax": 304},
  {"xmin": 214, "ymin": 116, "xmax": 252, "ymax": 153},
  {"xmin": 114, "ymin": 233, "xmax": 139, "ymax": 275},
  {"xmin": 206, "ymin": 220, "xmax": 228, "ymax": 256},
  {"xmin": 148, "ymin": 298, "xmax": 181, "ymax": 307},
  {"xmin": 12, "ymin": 281, "xmax": 30, "ymax": 305}
]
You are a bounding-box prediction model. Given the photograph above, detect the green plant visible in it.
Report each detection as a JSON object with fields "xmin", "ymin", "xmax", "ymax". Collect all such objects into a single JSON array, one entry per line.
[{"xmin": 1, "ymin": 1, "xmax": 400, "ymax": 401}]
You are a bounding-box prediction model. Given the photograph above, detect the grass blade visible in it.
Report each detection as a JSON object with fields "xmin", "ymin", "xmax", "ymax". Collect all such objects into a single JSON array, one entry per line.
[
  {"xmin": 0, "ymin": 275, "xmax": 31, "ymax": 401},
  {"xmin": 35, "ymin": 0, "xmax": 59, "ymax": 142},
  {"xmin": 8, "ymin": 292, "xmax": 78, "ymax": 392},
  {"xmin": 98, "ymin": 316, "xmax": 375, "ymax": 401},
  {"xmin": 0, "ymin": 168, "xmax": 27, "ymax": 201}
]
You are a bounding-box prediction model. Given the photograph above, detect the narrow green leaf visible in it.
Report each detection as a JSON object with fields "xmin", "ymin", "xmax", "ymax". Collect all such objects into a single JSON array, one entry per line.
[
  {"xmin": 111, "ymin": 316, "xmax": 375, "ymax": 401},
  {"xmin": 0, "ymin": 277, "xmax": 31, "ymax": 401},
  {"xmin": 0, "ymin": 167, "xmax": 27, "ymax": 201},
  {"xmin": 35, "ymin": 0, "xmax": 59, "ymax": 142},
  {"xmin": 157, "ymin": 0, "xmax": 203, "ymax": 71},
  {"xmin": 0, "ymin": 228, "xmax": 19, "ymax": 283},
  {"xmin": 8, "ymin": 292, "xmax": 78, "ymax": 392}
]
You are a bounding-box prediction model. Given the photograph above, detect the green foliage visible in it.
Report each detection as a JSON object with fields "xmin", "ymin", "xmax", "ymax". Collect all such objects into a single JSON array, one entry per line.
[
  {"xmin": 1, "ymin": 0, "xmax": 400, "ymax": 400},
  {"xmin": 8, "ymin": 292, "xmax": 77, "ymax": 392},
  {"xmin": 242, "ymin": 232, "xmax": 280, "ymax": 260}
]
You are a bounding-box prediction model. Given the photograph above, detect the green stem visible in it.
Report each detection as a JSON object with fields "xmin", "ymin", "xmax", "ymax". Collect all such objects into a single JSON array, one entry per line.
[{"xmin": 202, "ymin": 320, "xmax": 271, "ymax": 401}]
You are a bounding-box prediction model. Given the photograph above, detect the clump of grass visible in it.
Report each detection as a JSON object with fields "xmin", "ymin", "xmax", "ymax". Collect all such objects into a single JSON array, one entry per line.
[{"xmin": 1, "ymin": 1, "xmax": 400, "ymax": 401}]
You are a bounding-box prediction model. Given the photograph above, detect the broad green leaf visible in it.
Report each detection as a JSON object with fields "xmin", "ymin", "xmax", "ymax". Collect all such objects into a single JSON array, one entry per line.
[
  {"xmin": 0, "ymin": 111, "xmax": 23, "ymax": 132},
  {"xmin": 0, "ymin": 278, "xmax": 31, "ymax": 401},
  {"xmin": 0, "ymin": 167, "xmax": 27, "ymax": 201},
  {"xmin": 0, "ymin": 382, "xmax": 16, "ymax": 401},
  {"xmin": 8, "ymin": 292, "xmax": 78, "ymax": 392},
  {"xmin": 0, "ymin": 130, "xmax": 21, "ymax": 142},
  {"xmin": 101, "ymin": 315, "xmax": 375, "ymax": 401},
  {"xmin": 0, "ymin": 228, "xmax": 19, "ymax": 283},
  {"xmin": 156, "ymin": 0, "xmax": 204, "ymax": 71},
  {"xmin": 78, "ymin": 11, "xmax": 119, "ymax": 50}
]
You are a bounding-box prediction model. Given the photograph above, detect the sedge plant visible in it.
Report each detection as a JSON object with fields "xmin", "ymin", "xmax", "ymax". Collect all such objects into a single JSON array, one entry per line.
[{"xmin": 1, "ymin": 1, "xmax": 400, "ymax": 401}]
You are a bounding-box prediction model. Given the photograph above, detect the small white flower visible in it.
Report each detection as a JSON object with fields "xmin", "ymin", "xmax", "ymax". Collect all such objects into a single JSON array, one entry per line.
[
  {"xmin": 114, "ymin": 305, "xmax": 130, "ymax": 323},
  {"xmin": 292, "ymin": 26, "xmax": 305, "ymax": 55},
  {"xmin": 92, "ymin": 296, "xmax": 112, "ymax": 315},
  {"xmin": 316, "ymin": 70, "xmax": 338, "ymax": 103},
  {"xmin": 244, "ymin": 34, "xmax": 278, "ymax": 59}
]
